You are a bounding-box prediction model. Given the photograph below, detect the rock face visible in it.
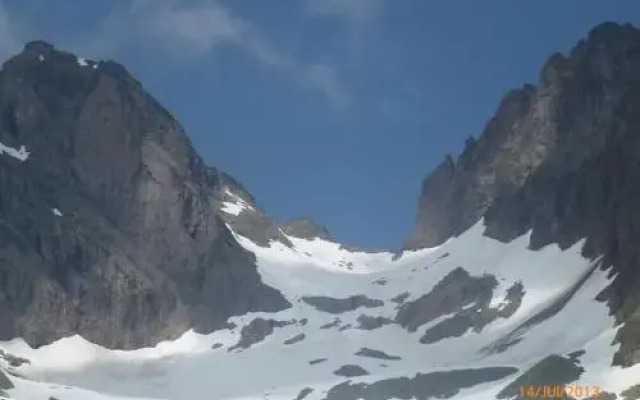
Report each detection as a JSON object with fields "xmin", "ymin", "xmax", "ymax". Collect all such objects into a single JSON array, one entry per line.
[
  {"xmin": 279, "ymin": 218, "xmax": 332, "ymax": 241},
  {"xmin": 407, "ymin": 22, "xmax": 640, "ymax": 250},
  {"xmin": 406, "ymin": 22, "xmax": 640, "ymax": 365},
  {"xmin": 0, "ymin": 41, "xmax": 290, "ymax": 349},
  {"xmin": 217, "ymin": 182, "xmax": 293, "ymax": 247}
]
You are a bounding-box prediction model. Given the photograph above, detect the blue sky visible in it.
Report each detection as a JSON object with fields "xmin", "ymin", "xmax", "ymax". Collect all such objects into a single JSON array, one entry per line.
[{"xmin": 1, "ymin": 1, "xmax": 639, "ymax": 249}]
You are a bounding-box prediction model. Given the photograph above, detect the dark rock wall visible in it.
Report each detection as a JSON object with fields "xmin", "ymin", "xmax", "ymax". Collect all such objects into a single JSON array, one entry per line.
[
  {"xmin": 407, "ymin": 22, "xmax": 640, "ymax": 365},
  {"xmin": 0, "ymin": 41, "xmax": 289, "ymax": 349}
]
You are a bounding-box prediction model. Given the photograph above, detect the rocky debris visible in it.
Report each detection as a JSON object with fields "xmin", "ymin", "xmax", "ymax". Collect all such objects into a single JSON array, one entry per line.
[
  {"xmin": 293, "ymin": 387, "xmax": 314, "ymax": 400},
  {"xmin": 395, "ymin": 267, "xmax": 497, "ymax": 332},
  {"xmin": 283, "ymin": 333, "xmax": 306, "ymax": 345},
  {"xmin": 0, "ymin": 41, "xmax": 290, "ymax": 349},
  {"xmin": 355, "ymin": 315, "xmax": 395, "ymax": 330},
  {"xmin": 279, "ymin": 218, "xmax": 332, "ymax": 241},
  {"xmin": 332, "ymin": 365, "xmax": 369, "ymax": 377},
  {"xmin": 301, "ymin": 295, "xmax": 384, "ymax": 314},
  {"xmin": 354, "ymin": 347, "xmax": 401, "ymax": 361},
  {"xmin": 308, "ymin": 358, "xmax": 328, "ymax": 365},
  {"xmin": 229, "ymin": 318, "xmax": 295, "ymax": 351},
  {"xmin": 405, "ymin": 22, "xmax": 640, "ymax": 365},
  {"xmin": 323, "ymin": 367, "xmax": 518, "ymax": 400},
  {"xmin": 496, "ymin": 355, "xmax": 583, "ymax": 399}
]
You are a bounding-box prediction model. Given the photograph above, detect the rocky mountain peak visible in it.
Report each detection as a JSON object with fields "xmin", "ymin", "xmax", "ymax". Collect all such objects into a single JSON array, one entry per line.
[
  {"xmin": 23, "ymin": 40, "xmax": 55, "ymax": 54},
  {"xmin": 406, "ymin": 21, "xmax": 640, "ymax": 366},
  {"xmin": 0, "ymin": 41, "xmax": 290, "ymax": 349},
  {"xmin": 407, "ymin": 21, "xmax": 640, "ymax": 251},
  {"xmin": 280, "ymin": 218, "xmax": 332, "ymax": 241}
]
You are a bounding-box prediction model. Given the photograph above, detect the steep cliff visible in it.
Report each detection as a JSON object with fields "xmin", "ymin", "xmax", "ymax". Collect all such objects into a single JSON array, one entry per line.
[
  {"xmin": 0, "ymin": 41, "xmax": 290, "ymax": 349},
  {"xmin": 407, "ymin": 22, "xmax": 640, "ymax": 365}
]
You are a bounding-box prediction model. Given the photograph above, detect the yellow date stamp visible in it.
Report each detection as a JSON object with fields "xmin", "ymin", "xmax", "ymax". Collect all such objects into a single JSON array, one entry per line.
[{"xmin": 519, "ymin": 384, "xmax": 603, "ymax": 398}]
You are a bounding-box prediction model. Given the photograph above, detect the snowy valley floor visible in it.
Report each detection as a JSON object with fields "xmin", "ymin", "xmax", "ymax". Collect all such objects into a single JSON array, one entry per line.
[{"xmin": 2, "ymin": 221, "xmax": 640, "ymax": 400}]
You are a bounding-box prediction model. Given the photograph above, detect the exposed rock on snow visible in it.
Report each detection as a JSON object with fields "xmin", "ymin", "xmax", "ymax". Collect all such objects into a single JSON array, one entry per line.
[
  {"xmin": 282, "ymin": 333, "xmax": 306, "ymax": 345},
  {"xmin": 308, "ymin": 358, "xmax": 328, "ymax": 365},
  {"xmin": 332, "ymin": 364, "xmax": 369, "ymax": 377},
  {"xmin": 319, "ymin": 319, "xmax": 341, "ymax": 329},
  {"xmin": 301, "ymin": 295, "xmax": 384, "ymax": 314},
  {"xmin": 496, "ymin": 355, "xmax": 583, "ymax": 399},
  {"xmin": 0, "ymin": 350, "xmax": 29, "ymax": 367},
  {"xmin": 395, "ymin": 267, "xmax": 498, "ymax": 332},
  {"xmin": 355, "ymin": 315, "xmax": 394, "ymax": 331},
  {"xmin": 0, "ymin": 370, "xmax": 13, "ymax": 397},
  {"xmin": 354, "ymin": 347, "xmax": 401, "ymax": 361},
  {"xmin": 324, "ymin": 367, "xmax": 518, "ymax": 400},
  {"xmin": 229, "ymin": 318, "xmax": 296, "ymax": 351},
  {"xmin": 419, "ymin": 281, "xmax": 524, "ymax": 344},
  {"xmin": 294, "ymin": 387, "xmax": 314, "ymax": 400},
  {"xmin": 621, "ymin": 384, "xmax": 640, "ymax": 400}
]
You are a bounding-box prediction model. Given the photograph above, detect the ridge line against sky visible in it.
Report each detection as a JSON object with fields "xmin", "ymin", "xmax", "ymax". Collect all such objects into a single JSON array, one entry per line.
[{"xmin": 0, "ymin": 1, "xmax": 639, "ymax": 249}]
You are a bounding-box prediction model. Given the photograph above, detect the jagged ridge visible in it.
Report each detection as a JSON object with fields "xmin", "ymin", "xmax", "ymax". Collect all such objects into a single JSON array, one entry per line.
[{"xmin": 406, "ymin": 21, "xmax": 640, "ymax": 365}]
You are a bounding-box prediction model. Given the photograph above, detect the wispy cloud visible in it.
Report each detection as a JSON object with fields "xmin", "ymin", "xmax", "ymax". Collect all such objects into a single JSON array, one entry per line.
[
  {"xmin": 110, "ymin": 0, "xmax": 348, "ymax": 107},
  {"xmin": 302, "ymin": 0, "xmax": 384, "ymax": 74},
  {"xmin": 88, "ymin": 0, "xmax": 289, "ymax": 68},
  {"xmin": 303, "ymin": 0, "xmax": 384, "ymax": 24},
  {"xmin": 303, "ymin": 63, "xmax": 350, "ymax": 107},
  {"xmin": 0, "ymin": 0, "xmax": 351, "ymax": 108}
]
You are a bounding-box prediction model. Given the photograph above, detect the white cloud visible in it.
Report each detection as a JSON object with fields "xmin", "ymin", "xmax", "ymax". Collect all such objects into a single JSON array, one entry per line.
[{"xmin": 303, "ymin": 63, "xmax": 350, "ymax": 107}]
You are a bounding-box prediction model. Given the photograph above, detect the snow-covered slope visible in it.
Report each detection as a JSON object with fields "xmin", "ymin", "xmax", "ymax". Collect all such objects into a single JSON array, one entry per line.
[{"xmin": 1, "ymin": 221, "xmax": 637, "ymax": 400}]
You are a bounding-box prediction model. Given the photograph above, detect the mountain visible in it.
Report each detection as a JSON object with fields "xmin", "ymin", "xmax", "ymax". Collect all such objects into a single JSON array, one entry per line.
[
  {"xmin": 2, "ymin": 21, "xmax": 640, "ymax": 400},
  {"xmin": 406, "ymin": 21, "xmax": 640, "ymax": 368},
  {"xmin": 0, "ymin": 40, "xmax": 290, "ymax": 350}
]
